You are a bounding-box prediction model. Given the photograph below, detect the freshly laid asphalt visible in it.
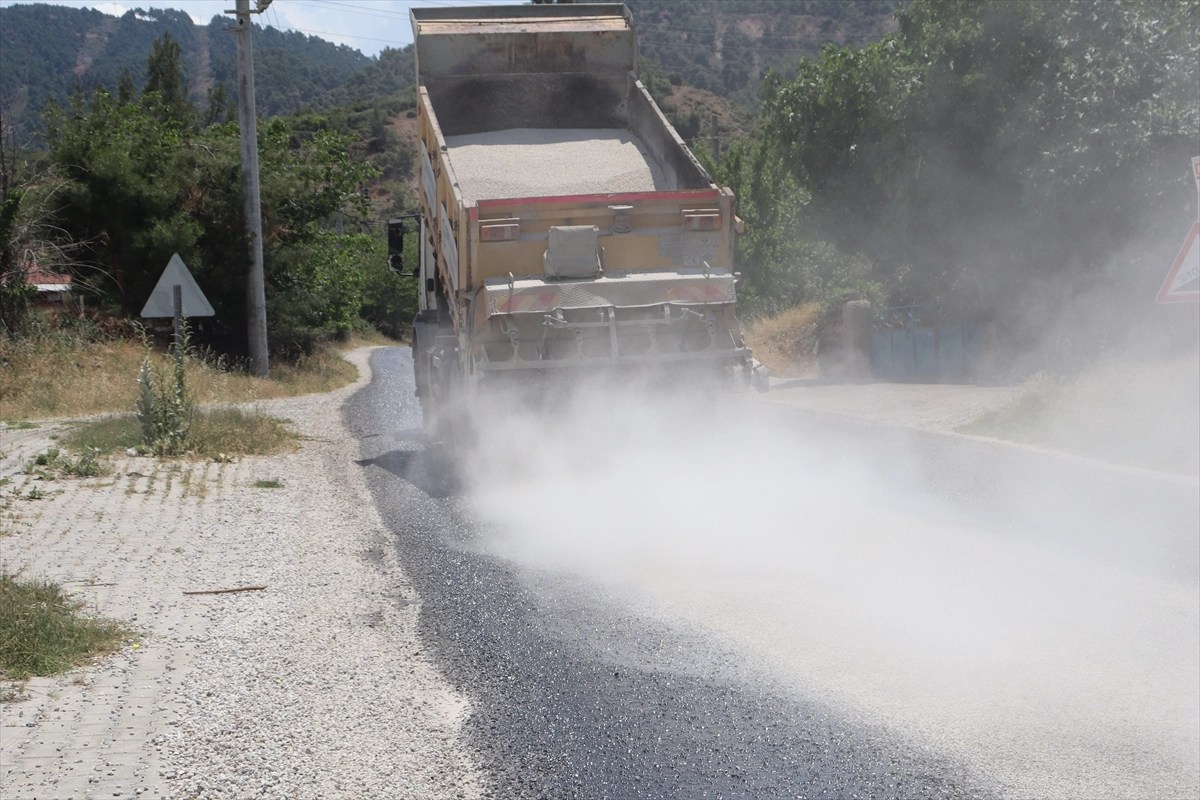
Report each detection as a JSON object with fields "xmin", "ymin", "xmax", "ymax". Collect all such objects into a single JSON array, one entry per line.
[{"xmin": 346, "ymin": 347, "xmax": 995, "ymax": 799}]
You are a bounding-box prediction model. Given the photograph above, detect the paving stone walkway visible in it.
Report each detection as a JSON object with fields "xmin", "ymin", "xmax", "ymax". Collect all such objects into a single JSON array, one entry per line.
[
  {"xmin": 1, "ymin": 348, "xmax": 481, "ymax": 800},
  {"xmin": 1, "ymin": 436, "xmax": 252, "ymax": 799}
]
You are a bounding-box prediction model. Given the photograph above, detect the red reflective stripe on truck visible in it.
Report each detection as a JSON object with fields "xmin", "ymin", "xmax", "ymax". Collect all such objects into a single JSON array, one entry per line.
[
  {"xmin": 667, "ymin": 285, "xmax": 730, "ymax": 303},
  {"xmin": 495, "ymin": 293, "xmax": 559, "ymax": 314},
  {"xmin": 476, "ymin": 189, "xmax": 722, "ymax": 209}
]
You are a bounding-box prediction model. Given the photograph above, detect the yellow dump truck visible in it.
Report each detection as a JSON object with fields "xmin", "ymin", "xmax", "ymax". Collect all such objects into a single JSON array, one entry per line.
[{"xmin": 396, "ymin": 3, "xmax": 766, "ymax": 443}]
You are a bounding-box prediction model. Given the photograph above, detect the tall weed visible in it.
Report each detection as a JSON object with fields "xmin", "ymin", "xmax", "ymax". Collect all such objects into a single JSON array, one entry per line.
[{"xmin": 135, "ymin": 358, "xmax": 191, "ymax": 455}]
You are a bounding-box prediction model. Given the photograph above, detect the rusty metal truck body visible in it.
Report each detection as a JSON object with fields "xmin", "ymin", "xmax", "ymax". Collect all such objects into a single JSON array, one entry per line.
[{"xmin": 406, "ymin": 3, "xmax": 765, "ymax": 443}]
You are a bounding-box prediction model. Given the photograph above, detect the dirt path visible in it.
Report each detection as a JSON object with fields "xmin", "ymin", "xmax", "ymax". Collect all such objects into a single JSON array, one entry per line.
[{"xmin": 0, "ymin": 348, "xmax": 482, "ymax": 800}]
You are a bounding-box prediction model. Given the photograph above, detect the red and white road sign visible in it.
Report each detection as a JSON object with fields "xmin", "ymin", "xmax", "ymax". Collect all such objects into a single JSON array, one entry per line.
[
  {"xmin": 1192, "ymin": 156, "xmax": 1200, "ymax": 188},
  {"xmin": 1157, "ymin": 221, "xmax": 1200, "ymax": 304}
]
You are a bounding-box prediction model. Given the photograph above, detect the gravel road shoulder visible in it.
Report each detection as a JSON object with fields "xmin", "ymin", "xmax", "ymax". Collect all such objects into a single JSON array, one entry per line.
[
  {"xmin": 1, "ymin": 347, "xmax": 482, "ymax": 800},
  {"xmin": 761, "ymin": 379, "xmax": 1027, "ymax": 433}
]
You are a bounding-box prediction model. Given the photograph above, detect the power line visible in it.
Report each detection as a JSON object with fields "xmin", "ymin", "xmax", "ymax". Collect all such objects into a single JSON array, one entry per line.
[
  {"xmin": 286, "ymin": 26, "xmax": 407, "ymax": 46},
  {"xmin": 288, "ymin": 0, "xmax": 414, "ymax": 18},
  {"xmin": 284, "ymin": 0, "xmax": 888, "ymax": 48},
  {"xmin": 637, "ymin": 32, "xmax": 884, "ymax": 54},
  {"xmin": 267, "ymin": 1, "xmax": 886, "ymax": 58},
  {"xmin": 643, "ymin": 29, "xmax": 888, "ymax": 42},
  {"xmin": 626, "ymin": 18, "xmax": 896, "ymax": 37},
  {"xmin": 289, "ymin": 0, "xmax": 504, "ymax": 18},
  {"xmin": 271, "ymin": 0, "xmax": 514, "ymax": 46},
  {"xmin": 270, "ymin": 27, "xmax": 874, "ymax": 56}
]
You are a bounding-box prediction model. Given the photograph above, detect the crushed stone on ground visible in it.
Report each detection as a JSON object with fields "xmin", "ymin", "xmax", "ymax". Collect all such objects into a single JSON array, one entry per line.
[
  {"xmin": 444, "ymin": 127, "xmax": 668, "ymax": 201},
  {"xmin": 760, "ymin": 379, "xmax": 1029, "ymax": 433},
  {"xmin": 0, "ymin": 348, "xmax": 482, "ymax": 800}
]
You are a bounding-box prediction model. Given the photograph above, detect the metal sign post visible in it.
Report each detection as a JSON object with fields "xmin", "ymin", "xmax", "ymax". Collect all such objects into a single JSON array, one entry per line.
[{"xmin": 172, "ymin": 285, "xmax": 184, "ymax": 365}]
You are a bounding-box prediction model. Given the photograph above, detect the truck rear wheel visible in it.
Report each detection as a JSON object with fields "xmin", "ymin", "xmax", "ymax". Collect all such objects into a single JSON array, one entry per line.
[{"xmin": 424, "ymin": 344, "xmax": 478, "ymax": 459}]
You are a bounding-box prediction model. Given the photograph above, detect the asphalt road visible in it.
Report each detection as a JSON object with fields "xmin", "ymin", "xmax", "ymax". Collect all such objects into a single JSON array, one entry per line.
[{"xmin": 346, "ymin": 346, "xmax": 1198, "ymax": 800}]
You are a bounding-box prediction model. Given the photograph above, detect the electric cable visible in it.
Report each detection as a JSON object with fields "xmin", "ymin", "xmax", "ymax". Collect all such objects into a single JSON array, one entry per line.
[{"xmin": 253, "ymin": 1, "xmax": 889, "ymax": 58}]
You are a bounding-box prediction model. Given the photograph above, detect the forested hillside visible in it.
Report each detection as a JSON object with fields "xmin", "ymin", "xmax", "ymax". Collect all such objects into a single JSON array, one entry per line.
[
  {"xmin": 2, "ymin": 0, "xmax": 1195, "ymax": 369},
  {"xmin": 0, "ymin": 3, "xmax": 377, "ymax": 142},
  {"xmin": 1, "ymin": 1, "xmax": 895, "ymax": 143},
  {"xmin": 627, "ymin": 0, "xmax": 903, "ymax": 106}
]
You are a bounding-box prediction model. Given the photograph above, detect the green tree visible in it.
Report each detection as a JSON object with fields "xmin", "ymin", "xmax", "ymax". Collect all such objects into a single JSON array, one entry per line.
[
  {"xmin": 699, "ymin": 139, "xmax": 878, "ymax": 315},
  {"xmin": 117, "ymin": 67, "xmax": 137, "ymax": 105},
  {"xmin": 44, "ymin": 88, "xmax": 196, "ymax": 315},
  {"xmin": 143, "ymin": 32, "xmax": 192, "ymax": 127},
  {"xmin": 43, "ymin": 87, "xmax": 377, "ymax": 347},
  {"xmin": 761, "ymin": 0, "xmax": 1199, "ymax": 314},
  {"xmin": 202, "ymin": 82, "xmax": 235, "ymax": 127}
]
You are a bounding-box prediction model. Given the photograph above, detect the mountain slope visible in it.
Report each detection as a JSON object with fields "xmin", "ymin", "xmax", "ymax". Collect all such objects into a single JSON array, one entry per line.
[
  {"xmin": 627, "ymin": 0, "xmax": 904, "ymax": 106},
  {"xmin": 0, "ymin": 3, "xmax": 377, "ymax": 141}
]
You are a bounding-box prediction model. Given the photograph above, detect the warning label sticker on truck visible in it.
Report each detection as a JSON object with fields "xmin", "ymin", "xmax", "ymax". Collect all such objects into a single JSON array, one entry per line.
[{"xmin": 658, "ymin": 233, "xmax": 722, "ymax": 266}]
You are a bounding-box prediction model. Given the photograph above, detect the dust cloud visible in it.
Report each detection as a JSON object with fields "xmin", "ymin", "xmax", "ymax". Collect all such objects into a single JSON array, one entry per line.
[
  {"xmin": 978, "ymin": 224, "xmax": 1200, "ymax": 476},
  {"xmin": 457, "ymin": 375, "xmax": 1199, "ymax": 800}
]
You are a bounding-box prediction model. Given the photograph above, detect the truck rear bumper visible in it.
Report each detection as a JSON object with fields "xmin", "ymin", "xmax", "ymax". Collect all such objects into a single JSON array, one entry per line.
[
  {"xmin": 480, "ymin": 268, "xmax": 737, "ymax": 316},
  {"xmin": 476, "ymin": 346, "xmax": 752, "ymax": 371},
  {"xmin": 469, "ymin": 269, "xmax": 768, "ymax": 391}
]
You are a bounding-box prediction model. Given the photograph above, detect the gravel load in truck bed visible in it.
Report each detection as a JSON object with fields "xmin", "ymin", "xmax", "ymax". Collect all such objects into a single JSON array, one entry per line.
[{"xmin": 444, "ymin": 128, "xmax": 670, "ymax": 201}]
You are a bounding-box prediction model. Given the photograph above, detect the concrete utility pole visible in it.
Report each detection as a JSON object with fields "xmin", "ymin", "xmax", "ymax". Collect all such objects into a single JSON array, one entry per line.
[{"xmin": 231, "ymin": 0, "xmax": 270, "ymax": 377}]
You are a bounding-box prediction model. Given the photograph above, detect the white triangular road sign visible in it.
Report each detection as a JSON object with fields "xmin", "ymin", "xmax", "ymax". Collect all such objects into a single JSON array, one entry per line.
[
  {"xmin": 1157, "ymin": 222, "xmax": 1200, "ymax": 304},
  {"xmin": 140, "ymin": 253, "xmax": 215, "ymax": 317}
]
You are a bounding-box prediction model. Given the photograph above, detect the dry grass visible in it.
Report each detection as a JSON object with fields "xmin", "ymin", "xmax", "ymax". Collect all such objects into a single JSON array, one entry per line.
[
  {"xmin": 188, "ymin": 408, "xmax": 299, "ymax": 456},
  {"xmin": 189, "ymin": 347, "xmax": 358, "ymax": 406},
  {"xmin": 743, "ymin": 303, "xmax": 821, "ymax": 379},
  {"xmin": 334, "ymin": 329, "xmax": 401, "ymax": 349},
  {"xmin": 0, "ymin": 334, "xmax": 360, "ymax": 421}
]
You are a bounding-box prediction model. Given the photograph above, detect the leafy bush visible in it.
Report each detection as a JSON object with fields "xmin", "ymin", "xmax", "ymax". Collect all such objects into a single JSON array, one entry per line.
[
  {"xmin": 760, "ymin": 0, "xmax": 1198, "ymax": 317},
  {"xmin": 697, "ymin": 139, "xmax": 883, "ymax": 316},
  {"xmin": 0, "ymin": 283, "xmax": 36, "ymax": 337},
  {"xmin": 24, "ymin": 446, "xmax": 105, "ymax": 478}
]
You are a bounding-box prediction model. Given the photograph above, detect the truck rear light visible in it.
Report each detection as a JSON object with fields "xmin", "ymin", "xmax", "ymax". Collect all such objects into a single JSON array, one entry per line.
[
  {"xmin": 481, "ymin": 222, "xmax": 520, "ymax": 241},
  {"xmin": 609, "ymin": 205, "xmax": 633, "ymax": 234},
  {"xmin": 682, "ymin": 211, "xmax": 721, "ymax": 231}
]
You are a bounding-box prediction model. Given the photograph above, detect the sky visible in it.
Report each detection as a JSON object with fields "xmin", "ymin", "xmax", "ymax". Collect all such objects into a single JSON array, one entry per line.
[{"xmin": 0, "ymin": 0, "xmax": 517, "ymax": 56}]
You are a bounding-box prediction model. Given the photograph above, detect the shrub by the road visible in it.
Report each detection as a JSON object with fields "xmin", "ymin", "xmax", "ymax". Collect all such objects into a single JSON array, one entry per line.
[{"xmin": 0, "ymin": 574, "xmax": 133, "ymax": 680}]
